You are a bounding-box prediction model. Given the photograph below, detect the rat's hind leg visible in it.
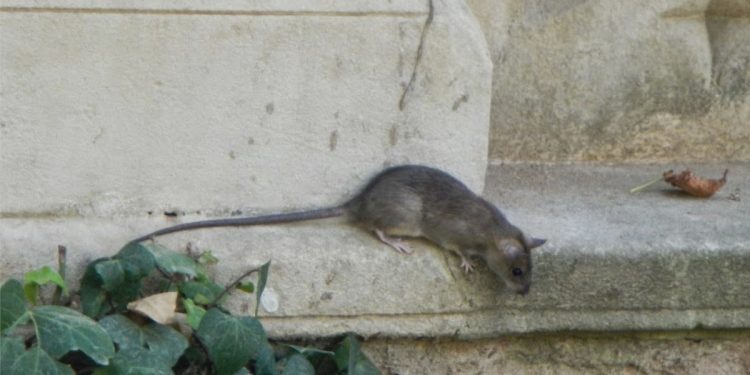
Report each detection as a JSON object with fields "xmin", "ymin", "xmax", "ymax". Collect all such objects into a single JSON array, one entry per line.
[{"xmin": 374, "ymin": 229, "xmax": 413, "ymax": 254}]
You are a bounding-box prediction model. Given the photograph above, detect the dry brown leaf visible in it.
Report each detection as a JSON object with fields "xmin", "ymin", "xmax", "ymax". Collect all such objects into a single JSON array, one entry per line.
[
  {"xmin": 127, "ymin": 291, "xmax": 178, "ymax": 324},
  {"xmin": 662, "ymin": 169, "xmax": 728, "ymax": 198}
]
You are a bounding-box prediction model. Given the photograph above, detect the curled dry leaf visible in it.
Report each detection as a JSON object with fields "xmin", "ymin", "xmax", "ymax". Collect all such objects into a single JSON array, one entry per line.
[
  {"xmin": 127, "ymin": 291, "xmax": 178, "ymax": 324},
  {"xmin": 663, "ymin": 169, "xmax": 728, "ymax": 198}
]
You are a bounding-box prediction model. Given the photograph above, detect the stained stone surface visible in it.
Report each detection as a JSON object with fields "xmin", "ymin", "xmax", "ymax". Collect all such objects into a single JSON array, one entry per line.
[{"xmin": 468, "ymin": 0, "xmax": 750, "ymax": 162}]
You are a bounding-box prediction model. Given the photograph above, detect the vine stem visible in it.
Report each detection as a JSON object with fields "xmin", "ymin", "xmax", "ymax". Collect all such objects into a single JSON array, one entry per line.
[
  {"xmin": 209, "ymin": 267, "xmax": 261, "ymax": 307},
  {"xmin": 52, "ymin": 245, "xmax": 67, "ymax": 305}
]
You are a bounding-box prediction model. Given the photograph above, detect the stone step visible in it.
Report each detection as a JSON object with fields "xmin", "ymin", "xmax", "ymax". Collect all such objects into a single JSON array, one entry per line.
[{"xmin": 3, "ymin": 162, "xmax": 747, "ymax": 339}]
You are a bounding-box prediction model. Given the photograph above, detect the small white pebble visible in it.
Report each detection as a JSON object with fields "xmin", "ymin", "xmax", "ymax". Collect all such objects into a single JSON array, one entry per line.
[{"xmin": 260, "ymin": 288, "xmax": 279, "ymax": 313}]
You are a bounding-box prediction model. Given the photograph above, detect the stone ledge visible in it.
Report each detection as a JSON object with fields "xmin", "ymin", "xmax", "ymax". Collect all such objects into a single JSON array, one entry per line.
[
  {"xmin": 262, "ymin": 307, "xmax": 750, "ymax": 340},
  {"xmin": 0, "ymin": 0, "xmax": 424, "ymax": 14},
  {"xmin": 362, "ymin": 331, "xmax": 750, "ymax": 375},
  {"xmin": 2, "ymin": 163, "xmax": 747, "ymax": 339}
]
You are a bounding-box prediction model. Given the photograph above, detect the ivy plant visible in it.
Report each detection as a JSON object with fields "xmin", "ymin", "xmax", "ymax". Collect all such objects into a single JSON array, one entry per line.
[{"xmin": 0, "ymin": 243, "xmax": 379, "ymax": 374}]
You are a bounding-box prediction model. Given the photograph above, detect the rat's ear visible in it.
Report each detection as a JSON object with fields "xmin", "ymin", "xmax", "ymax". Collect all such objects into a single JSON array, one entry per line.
[{"xmin": 523, "ymin": 235, "xmax": 546, "ymax": 250}]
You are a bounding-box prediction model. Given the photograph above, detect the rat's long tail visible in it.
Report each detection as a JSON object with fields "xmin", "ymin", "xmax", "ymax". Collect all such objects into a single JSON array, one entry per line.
[{"xmin": 130, "ymin": 206, "xmax": 347, "ymax": 244}]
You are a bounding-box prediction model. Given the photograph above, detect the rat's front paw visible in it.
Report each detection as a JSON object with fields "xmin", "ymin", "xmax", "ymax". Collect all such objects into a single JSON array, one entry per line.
[{"xmin": 459, "ymin": 256, "xmax": 475, "ymax": 273}]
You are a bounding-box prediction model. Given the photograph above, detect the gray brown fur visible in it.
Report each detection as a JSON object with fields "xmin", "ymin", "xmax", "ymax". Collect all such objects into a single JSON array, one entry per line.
[{"xmin": 132, "ymin": 165, "xmax": 545, "ymax": 294}]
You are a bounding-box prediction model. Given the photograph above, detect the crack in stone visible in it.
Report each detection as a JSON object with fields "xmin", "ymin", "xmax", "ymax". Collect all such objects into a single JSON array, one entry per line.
[{"xmin": 399, "ymin": 0, "xmax": 434, "ymax": 111}]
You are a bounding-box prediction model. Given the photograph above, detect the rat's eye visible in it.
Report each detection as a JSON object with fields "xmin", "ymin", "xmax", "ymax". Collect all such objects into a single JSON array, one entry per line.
[{"xmin": 511, "ymin": 267, "xmax": 523, "ymax": 277}]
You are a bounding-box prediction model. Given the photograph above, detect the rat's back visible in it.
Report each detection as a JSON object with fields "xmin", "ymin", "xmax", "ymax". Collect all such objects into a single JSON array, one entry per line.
[{"xmin": 346, "ymin": 165, "xmax": 484, "ymax": 236}]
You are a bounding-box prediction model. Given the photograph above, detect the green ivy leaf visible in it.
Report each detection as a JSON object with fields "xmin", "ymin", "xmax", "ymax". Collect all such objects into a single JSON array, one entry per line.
[
  {"xmin": 82, "ymin": 244, "xmax": 201, "ymax": 318},
  {"xmin": 346, "ymin": 333, "xmax": 360, "ymax": 374},
  {"xmin": 99, "ymin": 314, "xmax": 188, "ymax": 372},
  {"xmin": 143, "ymin": 243, "xmax": 201, "ymax": 277},
  {"xmin": 82, "ymin": 259, "xmax": 140, "ymax": 317},
  {"xmin": 253, "ymin": 342, "xmax": 278, "ymax": 375},
  {"xmin": 197, "ymin": 250, "xmax": 219, "ymax": 265},
  {"xmin": 80, "ymin": 247, "xmax": 156, "ymax": 319},
  {"xmin": 237, "ymin": 281, "xmax": 255, "ymax": 294},
  {"xmin": 8, "ymin": 345, "xmax": 74, "ymax": 375},
  {"xmin": 23, "ymin": 266, "xmax": 68, "ymax": 304},
  {"xmin": 1, "ymin": 336, "xmax": 25, "ymax": 374},
  {"xmin": 196, "ymin": 308, "xmax": 268, "ymax": 375},
  {"xmin": 23, "ymin": 284, "xmax": 39, "ymax": 306},
  {"xmin": 182, "ymin": 299, "xmax": 206, "ymax": 330},
  {"xmin": 286, "ymin": 343, "xmax": 337, "ymax": 374},
  {"xmin": 109, "ymin": 279, "xmax": 143, "ymax": 313},
  {"xmin": 79, "ymin": 259, "xmax": 110, "ymax": 318},
  {"xmin": 115, "ymin": 243, "xmax": 156, "ymax": 279},
  {"xmin": 94, "ymin": 259, "xmax": 126, "ymax": 292},
  {"xmin": 255, "ymin": 260, "xmax": 271, "ymax": 317},
  {"xmin": 179, "ymin": 280, "xmax": 224, "ymax": 305},
  {"xmin": 334, "ymin": 334, "xmax": 380, "ymax": 375},
  {"xmin": 1, "ymin": 279, "xmax": 28, "ymax": 333},
  {"xmin": 281, "ymin": 354, "xmax": 315, "ymax": 375},
  {"xmin": 94, "ymin": 356, "xmax": 171, "ymax": 375},
  {"xmin": 30, "ymin": 305, "xmax": 115, "ymax": 365}
]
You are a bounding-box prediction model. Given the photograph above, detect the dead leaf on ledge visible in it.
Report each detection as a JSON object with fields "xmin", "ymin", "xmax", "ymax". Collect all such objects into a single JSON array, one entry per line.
[
  {"xmin": 663, "ymin": 169, "xmax": 728, "ymax": 198},
  {"xmin": 127, "ymin": 291, "xmax": 178, "ymax": 325}
]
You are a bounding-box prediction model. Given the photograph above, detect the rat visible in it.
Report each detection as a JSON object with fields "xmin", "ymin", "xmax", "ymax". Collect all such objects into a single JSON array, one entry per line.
[{"xmin": 131, "ymin": 165, "xmax": 546, "ymax": 294}]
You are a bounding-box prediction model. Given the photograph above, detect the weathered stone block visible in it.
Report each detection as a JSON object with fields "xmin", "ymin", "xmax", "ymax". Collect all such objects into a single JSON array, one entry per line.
[
  {"xmin": 469, "ymin": 0, "xmax": 750, "ymax": 162},
  {"xmin": 0, "ymin": 0, "xmax": 491, "ymax": 217},
  {"xmin": 364, "ymin": 332, "xmax": 750, "ymax": 375}
]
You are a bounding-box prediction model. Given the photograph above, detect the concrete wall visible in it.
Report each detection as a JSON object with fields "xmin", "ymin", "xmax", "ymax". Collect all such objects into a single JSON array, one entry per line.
[
  {"xmin": 1, "ymin": 0, "xmax": 491, "ymax": 218},
  {"xmin": 469, "ymin": 0, "xmax": 750, "ymax": 162}
]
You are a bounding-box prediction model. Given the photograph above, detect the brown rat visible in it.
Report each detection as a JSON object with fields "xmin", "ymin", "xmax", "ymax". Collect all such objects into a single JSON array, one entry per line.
[{"xmin": 131, "ymin": 165, "xmax": 546, "ymax": 294}]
